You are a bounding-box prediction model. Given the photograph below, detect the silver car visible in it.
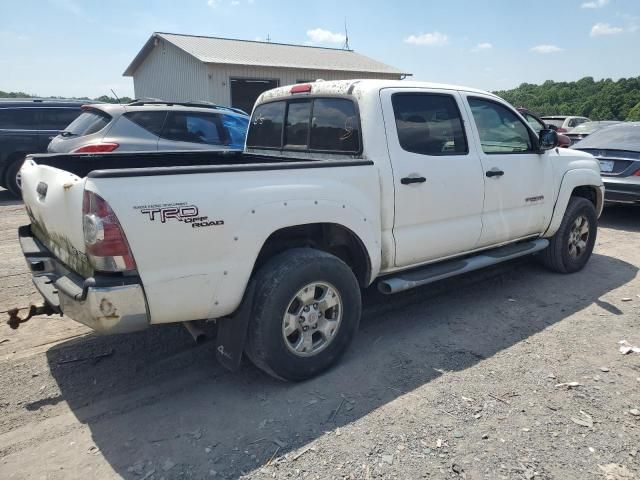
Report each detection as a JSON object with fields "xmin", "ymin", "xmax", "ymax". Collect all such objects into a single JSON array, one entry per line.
[{"xmin": 47, "ymin": 100, "xmax": 249, "ymax": 154}]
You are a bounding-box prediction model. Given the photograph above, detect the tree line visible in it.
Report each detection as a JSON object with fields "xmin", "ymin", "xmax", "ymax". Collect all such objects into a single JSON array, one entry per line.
[
  {"xmin": 4, "ymin": 75, "xmax": 640, "ymax": 121},
  {"xmin": 494, "ymin": 76, "xmax": 640, "ymax": 121},
  {"xmin": 0, "ymin": 90, "xmax": 133, "ymax": 104}
]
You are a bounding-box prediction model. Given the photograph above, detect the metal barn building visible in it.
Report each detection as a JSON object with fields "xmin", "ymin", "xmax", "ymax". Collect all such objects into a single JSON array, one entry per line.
[{"xmin": 124, "ymin": 32, "xmax": 409, "ymax": 113}]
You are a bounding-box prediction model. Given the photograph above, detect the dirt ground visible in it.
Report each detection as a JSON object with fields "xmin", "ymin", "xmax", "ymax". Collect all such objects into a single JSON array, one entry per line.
[{"xmin": 0, "ymin": 187, "xmax": 638, "ymax": 480}]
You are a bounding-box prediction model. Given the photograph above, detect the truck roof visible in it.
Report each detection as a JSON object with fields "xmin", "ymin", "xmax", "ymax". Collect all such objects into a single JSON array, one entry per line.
[{"xmin": 256, "ymin": 79, "xmax": 503, "ymax": 105}]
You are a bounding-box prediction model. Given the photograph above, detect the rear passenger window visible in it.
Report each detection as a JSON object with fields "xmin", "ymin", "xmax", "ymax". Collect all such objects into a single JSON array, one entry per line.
[
  {"xmin": 310, "ymin": 98, "xmax": 359, "ymax": 152},
  {"xmin": 162, "ymin": 112, "xmax": 224, "ymax": 145},
  {"xmin": 125, "ymin": 111, "xmax": 167, "ymax": 136},
  {"xmin": 0, "ymin": 108, "xmax": 38, "ymax": 129},
  {"xmin": 247, "ymin": 101, "xmax": 286, "ymax": 148},
  {"xmin": 392, "ymin": 93, "xmax": 468, "ymax": 155},
  {"xmin": 38, "ymin": 108, "xmax": 81, "ymax": 130}
]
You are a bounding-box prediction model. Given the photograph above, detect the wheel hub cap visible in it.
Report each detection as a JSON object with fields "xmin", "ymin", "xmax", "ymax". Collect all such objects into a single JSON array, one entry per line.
[
  {"xmin": 568, "ymin": 215, "xmax": 590, "ymax": 259},
  {"xmin": 282, "ymin": 282, "xmax": 342, "ymax": 357}
]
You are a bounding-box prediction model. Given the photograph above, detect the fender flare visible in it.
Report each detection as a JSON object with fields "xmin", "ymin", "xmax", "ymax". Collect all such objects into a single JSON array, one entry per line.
[{"xmin": 544, "ymin": 168, "xmax": 604, "ymax": 237}]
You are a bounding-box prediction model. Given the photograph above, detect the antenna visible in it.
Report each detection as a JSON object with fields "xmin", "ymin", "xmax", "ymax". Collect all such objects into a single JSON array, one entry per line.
[
  {"xmin": 266, "ymin": 34, "xmax": 271, "ymax": 43},
  {"xmin": 110, "ymin": 89, "xmax": 121, "ymax": 104},
  {"xmin": 343, "ymin": 19, "xmax": 350, "ymax": 50}
]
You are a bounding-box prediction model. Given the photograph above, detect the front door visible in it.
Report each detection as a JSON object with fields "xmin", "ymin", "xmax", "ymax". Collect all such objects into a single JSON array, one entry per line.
[
  {"xmin": 381, "ymin": 89, "xmax": 485, "ymax": 268},
  {"xmin": 461, "ymin": 94, "xmax": 554, "ymax": 247}
]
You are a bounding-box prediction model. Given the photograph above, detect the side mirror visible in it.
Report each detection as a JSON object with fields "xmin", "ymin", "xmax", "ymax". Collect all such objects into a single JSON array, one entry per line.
[{"xmin": 539, "ymin": 129, "xmax": 558, "ymax": 152}]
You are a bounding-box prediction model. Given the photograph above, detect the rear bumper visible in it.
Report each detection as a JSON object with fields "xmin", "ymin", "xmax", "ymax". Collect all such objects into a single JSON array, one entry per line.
[
  {"xmin": 19, "ymin": 225, "xmax": 150, "ymax": 333},
  {"xmin": 602, "ymin": 177, "xmax": 640, "ymax": 205}
]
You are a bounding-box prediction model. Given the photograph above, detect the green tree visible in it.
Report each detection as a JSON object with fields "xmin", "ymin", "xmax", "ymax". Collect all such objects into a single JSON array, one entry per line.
[{"xmin": 627, "ymin": 102, "xmax": 640, "ymax": 121}]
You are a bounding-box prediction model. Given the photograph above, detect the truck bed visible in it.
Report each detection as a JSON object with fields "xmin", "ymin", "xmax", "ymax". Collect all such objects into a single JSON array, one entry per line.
[{"xmin": 28, "ymin": 150, "xmax": 370, "ymax": 179}]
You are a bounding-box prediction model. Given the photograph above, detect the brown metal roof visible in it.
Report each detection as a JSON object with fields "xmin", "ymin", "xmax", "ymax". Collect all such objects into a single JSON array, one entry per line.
[{"xmin": 123, "ymin": 32, "xmax": 408, "ymax": 77}]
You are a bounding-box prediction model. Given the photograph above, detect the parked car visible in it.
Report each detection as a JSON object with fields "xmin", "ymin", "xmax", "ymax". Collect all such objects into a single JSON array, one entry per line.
[
  {"xmin": 47, "ymin": 100, "xmax": 250, "ymax": 155},
  {"xmin": 566, "ymin": 121, "xmax": 621, "ymax": 145},
  {"xmin": 0, "ymin": 98, "xmax": 85, "ymax": 196},
  {"xmin": 16, "ymin": 80, "xmax": 603, "ymax": 381},
  {"xmin": 541, "ymin": 116, "xmax": 591, "ymax": 133},
  {"xmin": 517, "ymin": 108, "xmax": 571, "ymax": 147},
  {"xmin": 571, "ymin": 122, "xmax": 640, "ymax": 205}
]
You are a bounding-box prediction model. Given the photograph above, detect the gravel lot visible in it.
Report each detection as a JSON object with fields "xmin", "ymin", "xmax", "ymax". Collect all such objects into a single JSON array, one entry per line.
[{"xmin": 0, "ymin": 187, "xmax": 638, "ymax": 480}]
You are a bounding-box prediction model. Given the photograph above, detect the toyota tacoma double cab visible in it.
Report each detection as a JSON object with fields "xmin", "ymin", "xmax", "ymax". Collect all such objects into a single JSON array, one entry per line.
[{"xmin": 14, "ymin": 80, "xmax": 604, "ymax": 381}]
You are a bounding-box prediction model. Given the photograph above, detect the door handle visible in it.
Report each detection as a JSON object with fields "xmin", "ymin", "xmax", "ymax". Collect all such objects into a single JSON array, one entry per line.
[
  {"xmin": 401, "ymin": 176, "xmax": 426, "ymax": 185},
  {"xmin": 486, "ymin": 169, "xmax": 504, "ymax": 178}
]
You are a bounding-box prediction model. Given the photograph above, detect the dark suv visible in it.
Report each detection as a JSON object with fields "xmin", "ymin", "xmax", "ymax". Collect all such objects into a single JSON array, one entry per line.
[{"xmin": 0, "ymin": 99, "xmax": 85, "ymax": 196}]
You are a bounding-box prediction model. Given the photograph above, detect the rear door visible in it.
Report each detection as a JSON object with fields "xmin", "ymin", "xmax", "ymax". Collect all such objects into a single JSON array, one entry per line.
[
  {"xmin": 381, "ymin": 88, "xmax": 485, "ymax": 267},
  {"xmin": 461, "ymin": 93, "xmax": 554, "ymax": 247}
]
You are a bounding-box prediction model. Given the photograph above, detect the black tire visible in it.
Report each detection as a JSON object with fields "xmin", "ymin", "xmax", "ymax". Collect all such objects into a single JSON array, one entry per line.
[
  {"xmin": 540, "ymin": 197, "xmax": 597, "ymax": 273},
  {"xmin": 245, "ymin": 248, "xmax": 361, "ymax": 381},
  {"xmin": 4, "ymin": 156, "xmax": 25, "ymax": 198}
]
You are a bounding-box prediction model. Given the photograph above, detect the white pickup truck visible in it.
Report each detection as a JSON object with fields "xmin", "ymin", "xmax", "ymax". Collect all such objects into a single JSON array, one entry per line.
[{"xmin": 15, "ymin": 80, "xmax": 604, "ymax": 381}]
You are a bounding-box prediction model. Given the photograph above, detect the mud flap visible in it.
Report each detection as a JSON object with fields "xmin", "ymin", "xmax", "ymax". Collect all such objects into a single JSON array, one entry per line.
[{"xmin": 215, "ymin": 281, "xmax": 256, "ymax": 371}]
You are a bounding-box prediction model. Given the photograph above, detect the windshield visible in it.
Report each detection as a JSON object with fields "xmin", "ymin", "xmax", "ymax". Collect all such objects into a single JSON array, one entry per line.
[
  {"xmin": 63, "ymin": 109, "xmax": 111, "ymax": 136},
  {"xmin": 571, "ymin": 123, "xmax": 640, "ymax": 151}
]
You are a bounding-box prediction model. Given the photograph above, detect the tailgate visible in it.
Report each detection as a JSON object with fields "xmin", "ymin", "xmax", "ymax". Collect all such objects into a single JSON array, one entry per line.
[{"xmin": 20, "ymin": 158, "xmax": 92, "ymax": 277}]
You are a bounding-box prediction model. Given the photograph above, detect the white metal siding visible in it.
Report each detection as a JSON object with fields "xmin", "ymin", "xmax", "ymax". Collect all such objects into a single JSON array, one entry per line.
[
  {"xmin": 133, "ymin": 40, "xmax": 209, "ymax": 102},
  {"xmin": 207, "ymin": 64, "xmax": 400, "ymax": 106}
]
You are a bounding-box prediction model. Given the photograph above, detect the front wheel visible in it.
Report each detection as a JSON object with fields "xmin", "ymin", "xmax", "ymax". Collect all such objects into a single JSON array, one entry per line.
[
  {"xmin": 245, "ymin": 248, "xmax": 362, "ymax": 381},
  {"xmin": 540, "ymin": 197, "xmax": 597, "ymax": 273}
]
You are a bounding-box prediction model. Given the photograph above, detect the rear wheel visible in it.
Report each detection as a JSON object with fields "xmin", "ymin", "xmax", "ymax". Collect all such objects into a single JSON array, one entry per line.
[
  {"xmin": 245, "ymin": 248, "xmax": 361, "ymax": 381},
  {"xmin": 4, "ymin": 156, "xmax": 25, "ymax": 198},
  {"xmin": 541, "ymin": 197, "xmax": 597, "ymax": 273}
]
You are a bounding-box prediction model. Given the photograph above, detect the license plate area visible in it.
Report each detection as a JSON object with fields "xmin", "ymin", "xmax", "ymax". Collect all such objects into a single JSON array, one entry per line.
[{"xmin": 599, "ymin": 160, "xmax": 614, "ymax": 173}]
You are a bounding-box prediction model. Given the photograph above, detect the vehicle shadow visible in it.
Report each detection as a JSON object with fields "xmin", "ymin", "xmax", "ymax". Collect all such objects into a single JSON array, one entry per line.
[
  {"xmin": 43, "ymin": 252, "xmax": 636, "ymax": 479},
  {"xmin": 599, "ymin": 204, "xmax": 640, "ymax": 232},
  {"xmin": 0, "ymin": 188, "xmax": 22, "ymax": 206}
]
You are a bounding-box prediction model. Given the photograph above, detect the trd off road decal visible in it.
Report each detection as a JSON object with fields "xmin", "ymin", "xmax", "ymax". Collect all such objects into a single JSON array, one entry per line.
[{"xmin": 134, "ymin": 202, "xmax": 223, "ymax": 228}]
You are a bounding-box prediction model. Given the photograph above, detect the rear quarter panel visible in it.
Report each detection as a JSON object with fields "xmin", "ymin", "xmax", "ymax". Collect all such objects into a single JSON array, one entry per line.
[{"xmin": 87, "ymin": 163, "xmax": 382, "ymax": 324}]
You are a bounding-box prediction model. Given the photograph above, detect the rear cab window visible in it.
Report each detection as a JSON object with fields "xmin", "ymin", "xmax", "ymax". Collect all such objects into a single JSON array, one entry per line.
[
  {"xmin": 247, "ymin": 97, "xmax": 360, "ymax": 153},
  {"xmin": 64, "ymin": 109, "xmax": 112, "ymax": 136}
]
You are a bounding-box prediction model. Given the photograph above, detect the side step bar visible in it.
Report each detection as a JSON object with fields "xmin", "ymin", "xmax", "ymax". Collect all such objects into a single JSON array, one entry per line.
[{"xmin": 378, "ymin": 238, "xmax": 549, "ymax": 295}]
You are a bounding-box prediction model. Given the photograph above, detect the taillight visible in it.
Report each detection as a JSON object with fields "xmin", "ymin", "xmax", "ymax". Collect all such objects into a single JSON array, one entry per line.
[
  {"xmin": 557, "ymin": 128, "xmax": 567, "ymax": 133},
  {"xmin": 634, "ymin": 169, "xmax": 640, "ymax": 176},
  {"xmin": 73, "ymin": 143, "xmax": 119, "ymax": 153},
  {"xmin": 291, "ymin": 83, "xmax": 312, "ymax": 94},
  {"xmin": 82, "ymin": 190, "xmax": 136, "ymax": 273}
]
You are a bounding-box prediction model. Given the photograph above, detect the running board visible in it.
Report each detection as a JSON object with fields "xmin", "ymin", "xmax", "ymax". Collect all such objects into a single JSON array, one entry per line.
[{"xmin": 378, "ymin": 239, "xmax": 549, "ymax": 295}]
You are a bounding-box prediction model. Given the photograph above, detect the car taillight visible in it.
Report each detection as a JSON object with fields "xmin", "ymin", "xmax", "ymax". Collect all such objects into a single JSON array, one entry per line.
[
  {"xmin": 634, "ymin": 169, "xmax": 640, "ymax": 176},
  {"xmin": 557, "ymin": 128, "xmax": 567, "ymax": 133},
  {"xmin": 82, "ymin": 190, "xmax": 136, "ymax": 273},
  {"xmin": 73, "ymin": 143, "xmax": 119, "ymax": 153}
]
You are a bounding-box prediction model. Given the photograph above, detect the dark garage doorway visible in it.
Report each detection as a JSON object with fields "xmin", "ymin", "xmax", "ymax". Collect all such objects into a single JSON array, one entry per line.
[{"xmin": 230, "ymin": 78, "xmax": 279, "ymax": 115}]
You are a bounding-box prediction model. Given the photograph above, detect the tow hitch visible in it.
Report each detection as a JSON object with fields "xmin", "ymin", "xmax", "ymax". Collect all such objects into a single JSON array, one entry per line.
[{"xmin": 6, "ymin": 304, "xmax": 58, "ymax": 330}]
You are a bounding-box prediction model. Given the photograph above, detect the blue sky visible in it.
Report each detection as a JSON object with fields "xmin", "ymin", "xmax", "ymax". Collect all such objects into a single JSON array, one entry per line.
[{"xmin": 1, "ymin": 0, "xmax": 639, "ymax": 98}]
